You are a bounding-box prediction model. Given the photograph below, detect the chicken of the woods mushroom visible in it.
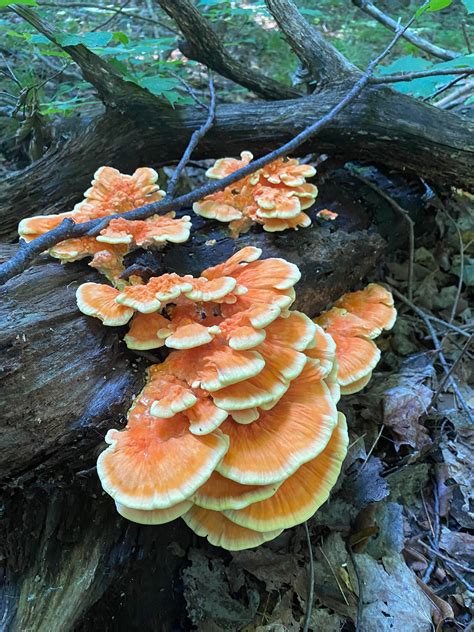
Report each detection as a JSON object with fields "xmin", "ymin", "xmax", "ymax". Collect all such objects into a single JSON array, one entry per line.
[{"xmin": 77, "ymin": 247, "xmax": 396, "ymax": 550}]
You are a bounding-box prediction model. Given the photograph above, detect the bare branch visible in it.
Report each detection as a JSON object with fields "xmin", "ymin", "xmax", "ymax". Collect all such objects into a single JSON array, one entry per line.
[
  {"xmin": 371, "ymin": 67, "xmax": 474, "ymax": 85},
  {"xmin": 155, "ymin": 0, "xmax": 301, "ymax": 101},
  {"xmin": 424, "ymin": 74, "xmax": 470, "ymax": 102},
  {"xmin": 0, "ymin": 7, "xmax": 425, "ymax": 285},
  {"xmin": 166, "ymin": 76, "xmax": 216, "ymax": 199},
  {"xmin": 352, "ymin": 0, "xmax": 458, "ymax": 61},
  {"xmin": 434, "ymin": 78, "xmax": 474, "ymax": 108},
  {"xmin": 265, "ymin": 0, "xmax": 358, "ymax": 84}
]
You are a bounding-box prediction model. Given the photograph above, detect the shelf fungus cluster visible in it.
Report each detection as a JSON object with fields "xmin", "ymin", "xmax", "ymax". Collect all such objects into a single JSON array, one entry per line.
[
  {"xmin": 18, "ymin": 166, "xmax": 191, "ymax": 287},
  {"xmin": 76, "ymin": 246, "xmax": 396, "ymax": 550},
  {"xmin": 193, "ymin": 152, "xmax": 318, "ymax": 236}
]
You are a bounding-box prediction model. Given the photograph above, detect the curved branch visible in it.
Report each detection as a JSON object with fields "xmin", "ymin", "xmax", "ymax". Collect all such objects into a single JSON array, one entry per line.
[
  {"xmin": 372, "ymin": 67, "xmax": 474, "ymax": 84},
  {"xmin": 265, "ymin": 0, "xmax": 358, "ymax": 84},
  {"xmin": 155, "ymin": 0, "xmax": 301, "ymax": 100},
  {"xmin": 351, "ymin": 0, "xmax": 458, "ymax": 61}
]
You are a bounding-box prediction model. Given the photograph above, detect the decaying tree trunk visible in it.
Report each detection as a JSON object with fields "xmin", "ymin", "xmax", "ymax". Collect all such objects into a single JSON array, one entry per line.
[{"xmin": 1, "ymin": 213, "xmax": 386, "ymax": 630}]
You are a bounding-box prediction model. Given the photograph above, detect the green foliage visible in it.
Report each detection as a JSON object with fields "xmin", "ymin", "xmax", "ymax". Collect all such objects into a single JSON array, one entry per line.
[
  {"xmin": 417, "ymin": 0, "xmax": 454, "ymax": 16},
  {"xmin": 0, "ymin": 0, "xmax": 37, "ymax": 6},
  {"xmin": 462, "ymin": 0, "xmax": 474, "ymax": 13},
  {"xmin": 0, "ymin": 0, "xmax": 472, "ymax": 126}
]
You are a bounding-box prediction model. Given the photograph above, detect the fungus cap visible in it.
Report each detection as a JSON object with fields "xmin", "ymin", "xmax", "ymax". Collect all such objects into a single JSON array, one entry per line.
[
  {"xmin": 217, "ymin": 363, "xmax": 338, "ymax": 485},
  {"xmin": 186, "ymin": 397, "xmax": 229, "ymax": 436},
  {"xmin": 205, "ymin": 151, "xmax": 253, "ymax": 179},
  {"xmin": 97, "ymin": 416, "xmax": 229, "ymax": 510},
  {"xmin": 97, "ymin": 214, "xmax": 191, "ymax": 247},
  {"xmin": 334, "ymin": 283, "xmax": 397, "ymax": 337},
  {"xmin": 124, "ymin": 312, "xmax": 169, "ymax": 350},
  {"xmin": 192, "ymin": 471, "xmax": 280, "ymax": 511},
  {"xmin": 18, "ymin": 210, "xmax": 77, "ymax": 242},
  {"xmin": 317, "ymin": 209, "xmax": 338, "ymax": 221},
  {"xmin": 116, "ymin": 500, "xmax": 192, "ymax": 525},
  {"xmin": 76, "ymin": 282, "xmax": 134, "ymax": 326},
  {"xmin": 223, "ymin": 413, "xmax": 348, "ymax": 532},
  {"xmin": 340, "ymin": 371, "xmax": 372, "ymax": 395},
  {"xmin": 262, "ymin": 212, "xmax": 311, "ymax": 233},
  {"xmin": 183, "ymin": 506, "xmax": 282, "ymax": 551}
]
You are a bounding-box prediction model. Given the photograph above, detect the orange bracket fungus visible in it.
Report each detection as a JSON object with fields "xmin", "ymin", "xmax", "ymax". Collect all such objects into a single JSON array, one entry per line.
[
  {"xmin": 19, "ymin": 160, "xmax": 395, "ymax": 551},
  {"xmin": 193, "ymin": 152, "xmax": 318, "ymax": 236},
  {"xmin": 19, "ymin": 166, "xmax": 191, "ymax": 287},
  {"xmin": 75, "ymin": 245, "xmax": 396, "ymax": 551}
]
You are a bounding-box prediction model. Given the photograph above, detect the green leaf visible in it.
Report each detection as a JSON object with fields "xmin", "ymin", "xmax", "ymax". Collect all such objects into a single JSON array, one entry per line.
[
  {"xmin": 462, "ymin": 0, "xmax": 474, "ymax": 12},
  {"xmin": 139, "ymin": 75, "xmax": 181, "ymax": 95},
  {"xmin": 430, "ymin": 53, "xmax": 474, "ymax": 70},
  {"xmin": 378, "ymin": 55, "xmax": 431, "ymax": 75},
  {"xmin": 30, "ymin": 34, "xmax": 51, "ymax": 44},
  {"xmin": 299, "ymin": 8, "xmax": 323, "ymax": 17},
  {"xmin": 56, "ymin": 31, "xmax": 113, "ymax": 48},
  {"xmin": 112, "ymin": 31, "xmax": 129, "ymax": 45},
  {"xmin": 0, "ymin": 0, "xmax": 37, "ymax": 6},
  {"xmin": 427, "ymin": 0, "xmax": 454, "ymax": 10},
  {"xmin": 416, "ymin": 0, "xmax": 453, "ymax": 16}
]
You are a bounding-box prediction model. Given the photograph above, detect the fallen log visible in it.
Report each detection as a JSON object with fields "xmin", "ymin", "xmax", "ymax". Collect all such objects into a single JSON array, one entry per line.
[
  {"xmin": 0, "ymin": 222, "xmax": 385, "ymax": 482},
  {"xmin": 1, "ymin": 80, "xmax": 473, "ymax": 240},
  {"xmin": 0, "ymin": 219, "xmax": 384, "ymax": 630}
]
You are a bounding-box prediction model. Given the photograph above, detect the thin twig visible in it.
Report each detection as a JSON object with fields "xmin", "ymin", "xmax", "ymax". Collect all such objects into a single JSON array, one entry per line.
[
  {"xmin": 92, "ymin": 0, "xmax": 132, "ymax": 31},
  {"xmin": 302, "ymin": 522, "xmax": 314, "ymax": 632},
  {"xmin": 444, "ymin": 561, "xmax": 474, "ymax": 592},
  {"xmin": 430, "ymin": 334, "xmax": 473, "ymax": 409},
  {"xmin": 319, "ymin": 545, "xmax": 350, "ymax": 606},
  {"xmin": 361, "ymin": 423, "xmax": 384, "ymax": 469},
  {"xmin": 0, "ymin": 52, "xmax": 22, "ymax": 88},
  {"xmin": 34, "ymin": 63, "xmax": 70, "ymax": 92},
  {"xmin": 168, "ymin": 70, "xmax": 210, "ymax": 110},
  {"xmin": 38, "ymin": 2, "xmax": 180, "ymax": 34},
  {"xmin": 350, "ymin": 168, "xmax": 415, "ymax": 301},
  {"xmin": 442, "ymin": 208, "xmax": 465, "ymax": 324},
  {"xmin": 462, "ymin": 21, "xmax": 472, "ymax": 55},
  {"xmin": 418, "ymin": 312, "xmax": 471, "ymax": 338},
  {"xmin": 165, "ymin": 75, "xmax": 216, "ymax": 200},
  {"xmin": 348, "ymin": 547, "xmax": 363, "ymax": 632},
  {"xmin": 422, "ymin": 482, "xmax": 440, "ymax": 583},
  {"xmin": 391, "ymin": 287, "xmax": 474, "ymax": 423},
  {"xmin": 435, "ymin": 78, "xmax": 474, "ymax": 108},
  {"xmin": 351, "ymin": 0, "xmax": 458, "ymax": 61},
  {"xmin": 371, "ymin": 67, "xmax": 474, "ymax": 85},
  {"xmin": 418, "ymin": 541, "xmax": 474, "ymax": 574},
  {"xmin": 424, "ymin": 73, "xmax": 469, "ymax": 102},
  {"xmin": 0, "ymin": 4, "xmax": 425, "ymax": 285}
]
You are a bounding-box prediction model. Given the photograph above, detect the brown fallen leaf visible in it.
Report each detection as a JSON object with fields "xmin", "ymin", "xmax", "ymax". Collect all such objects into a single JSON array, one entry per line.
[
  {"xmin": 416, "ymin": 578, "xmax": 454, "ymax": 630},
  {"xmin": 230, "ymin": 548, "xmax": 300, "ymax": 593},
  {"xmin": 441, "ymin": 426, "xmax": 474, "ymax": 529},
  {"xmin": 383, "ymin": 381, "xmax": 432, "ymax": 451},
  {"xmin": 439, "ymin": 527, "xmax": 474, "ymax": 566},
  {"xmin": 342, "ymin": 457, "xmax": 389, "ymax": 510}
]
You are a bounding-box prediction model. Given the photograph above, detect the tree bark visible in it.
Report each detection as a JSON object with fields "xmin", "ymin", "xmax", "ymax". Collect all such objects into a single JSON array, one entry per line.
[{"xmin": 1, "ymin": 81, "xmax": 472, "ymax": 240}]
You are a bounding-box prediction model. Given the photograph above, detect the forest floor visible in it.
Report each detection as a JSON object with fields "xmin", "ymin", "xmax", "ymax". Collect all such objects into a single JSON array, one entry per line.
[{"xmin": 179, "ymin": 167, "xmax": 474, "ymax": 632}]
